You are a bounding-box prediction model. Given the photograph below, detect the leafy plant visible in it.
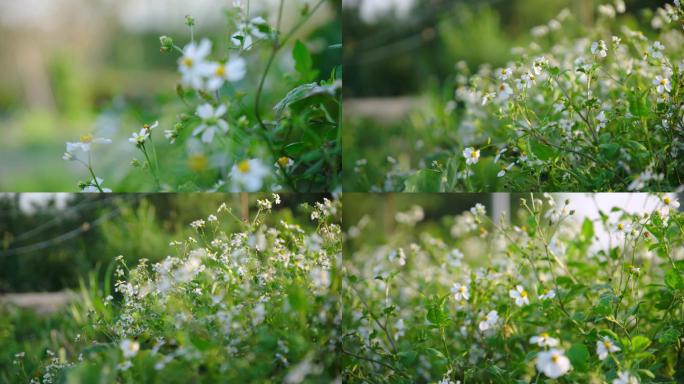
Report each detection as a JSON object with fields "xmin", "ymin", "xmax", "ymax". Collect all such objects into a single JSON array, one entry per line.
[
  {"xmin": 343, "ymin": 193, "xmax": 684, "ymax": 383},
  {"xmin": 63, "ymin": 1, "xmax": 341, "ymax": 193},
  {"xmin": 348, "ymin": 1, "xmax": 684, "ymax": 192}
]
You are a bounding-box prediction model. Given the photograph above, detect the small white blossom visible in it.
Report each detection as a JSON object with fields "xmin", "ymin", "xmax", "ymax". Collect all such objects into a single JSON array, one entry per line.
[
  {"xmin": 536, "ymin": 349, "xmax": 571, "ymax": 378},
  {"xmin": 194, "ymin": 104, "xmax": 229, "ymax": 143},
  {"xmin": 451, "ymin": 283, "xmax": 470, "ymax": 301},
  {"xmin": 120, "ymin": 339, "xmax": 140, "ymax": 359},
  {"xmin": 509, "ymin": 285, "xmax": 530, "ymax": 306},
  {"xmin": 591, "ymin": 40, "xmax": 608, "ymax": 58},
  {"xmin": 613, "ymin": 371, "xmax": 639, "ymax": 384},
  {"xmin": 596, "ymin": 337, "xmax": 621, "ymax": 360},
  {"xmin": 463, "ymin": 147, "xmax": 480, "ymax": 165},
  {"xmin": 230, "ymin": 159, "xmax": 270, "ymax": 192},
  {"xmin": 478, "ymin": 310, "xmax": 498, "ymax": 331},
  {"xmin": 653, "ymin": 75, "xmax": 671, "ymax": 94},
  {"xmin": 529, "ymin": 332, "xmax": 560, "ymax": 347},
  {"xmin": 179, "ymin": 39, "xmax": 213, "ymax": 90}
]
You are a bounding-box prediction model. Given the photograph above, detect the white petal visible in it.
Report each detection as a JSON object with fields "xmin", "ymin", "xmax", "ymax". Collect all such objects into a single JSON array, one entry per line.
[
  {"xmin": 197, "ymin": 104, "xmax": 214, "ymax": 119},
  {"xmin": 201, "ymin": 127, "xmax": 215, "ymax": 143},
  {"xmin": 214, "ymin": 104, "xmax": 228, "ymax": 118}
]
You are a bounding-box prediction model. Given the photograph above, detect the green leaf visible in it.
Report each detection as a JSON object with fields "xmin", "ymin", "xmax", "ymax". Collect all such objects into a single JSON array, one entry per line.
[
  {"xmin": 567, "ymin": 343, "xmax": 589, "ymax": 371},
  {"xmin": 530, "ymin": 140, "xmax": 556, "ymax": 161},
  {"xmin": 292, "ymin": 40, "xmax": 318, "ymax": 81},
  {"xmin": 599, "ymin": 143, "xmax": 620, "ymax": 159},
  {"xmin": 657, "ymin": 328, "xmax": 680, "ymax": 345},
  {"xmin": 284, "ymin": 142, "xmax": 306, "ymax": 156},
  {"xmin": 273, "ymin": 82, "xmax": 340, "ymax": 115},
  {"xmin": 425, "ymin": 297, "xmax": 449, "ymax": 327},
  {"xmin": 581, "ymin": 218, "xmax": 594, "ymax": 240},
  {"xmin": 665, "ymin": 269, "xmax": 683, "ymax": 290},
  {"xmin": 630, "ymin": 335, "xmax": 651, "ymax": 352}
]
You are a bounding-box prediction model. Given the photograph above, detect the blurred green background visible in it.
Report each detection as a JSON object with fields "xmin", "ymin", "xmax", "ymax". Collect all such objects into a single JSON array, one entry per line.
[
  {"xmin": 0, "ymin": 0, "xmax": 341, "ymax": 192},
  {"xmin": 343, "ymin": 0, "xmax": 669, "ymax": 97},
  {"xmin": 0, "ymin": 193, "xmax": 327, "ymax": 293}
]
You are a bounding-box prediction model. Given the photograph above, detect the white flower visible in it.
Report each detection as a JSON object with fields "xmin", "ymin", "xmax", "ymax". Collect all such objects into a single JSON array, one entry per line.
[
  {"xmin": 596, "ymin": 110, "xmax": 608, "ymax": 130},
  {"xmin": 597, "ymin": 337, "xmax": 621, "ymax": 360},
  {"xmin": 206, "ymin": 57, "xmax": 247, "ymax": 91},
  {"xmin": 653, "ymin": 75, "xmax": 671, "ymax": 94},
  {"xmin": 482, "ymin": 92, "xmax": 495, "ymax": 106},
  {"xmin": 478, "ymin": 310, "xmax": 498, "ymax": 331},
  {"xmin": 539, "ymin": 289, "xmax": 556, "ymax": 300},
  {"xmin": 470, "ymin": 203, "xmax": 486, "ymax": 216},
  {"xmin": 193, "ymin": 104, "xmax": 229, "ymax": 143},
  {"xmin": 65, "ymin": 134, "xmax": 112, "ymax": 157},
  {"xmin": 394, "ymin": 318, "xmax": 405, "ymax": 340},
  {"xmin": 120, "ymin": 339, "xmax": 140, "ymax": 359},
  {"xmin": 497, "ymin": 83, "xmax": 513, "ymax": 101},
  {"xmin": 662, "ymin": 195, "xmax": 680, "ymax": 210},
  {"xmin": 509, "ymin": 285, "xmax": 530, "ymax": 306},
  {"xmin": 533, "ymin": 57, "xmax": 548, "ymax": 75},
  {"xmin": 451, "ymin": 283, "xmax": 470, "ymax": 301},
  {"xmin": 521, "ymin": 72, "xmax": 537, "ymax": 88},
  {"xmin": 498, "ymin": 67, "xmax": 513, "ymax": 81},
  {"xmin": 536, "ymin": 349, "xmax": 571, "ymax": 378},
  {"xmin": 494, "ymin": 148, "xmax": 507, "ymax": 163},
  {"xmin": 129, "ymin": 129, "xmax": 150, "ymax": 146},
  {"xmin": 389, "ymin": 249, "xmax": 406, "ymax": 266},
  {"xmin": 463, "ymin": 147, "xmax": 480, "ymax": 165},
  {"xmin": 231, "ymin": 16, "xmax": 269, "ymax": 49},
  {"xmin": 82, "ymin": 177, "xmax": 112, "ymax": 193},
  {"xmin": 178, "ymin": 39, "xmax": 212, "ymax": 90},
  {"xmin": 613, "ymin": 371, "xmax": 639, "ymax": 384},
  {"xmin": 649, "ymin": 41, "xmax": 665, "ymax": 59},
  {"xmin": 530, "ymin": 332, "xmax": 560, "ymax": 347},
  {"xmin": 230, "ymin": 159, "xmax": 270, "ymax": 192},
  {"xmin": 275, "ymin": 156, "xmax": 295, "ymax": 170},
  {"xmin": 497, "ymin": 162, "xmax": 515, "ymax": 178},
  {"xmin": 591, "ymin": 40, "xmax": 608, "ymax": 58}
]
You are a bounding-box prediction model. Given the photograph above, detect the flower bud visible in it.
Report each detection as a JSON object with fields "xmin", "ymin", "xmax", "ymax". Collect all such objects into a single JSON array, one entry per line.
[{"xmin": 159, "ymin": 36, "xmax": 174, "ymax": 53}]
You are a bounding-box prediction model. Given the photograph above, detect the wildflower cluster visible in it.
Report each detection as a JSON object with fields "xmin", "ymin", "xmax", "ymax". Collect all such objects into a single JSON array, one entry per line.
[
  {"xmin": 342, "ymin": 194, "xmax": 684, "ymax": 383},
  {"xmin": 28, "ymin": 195, "xmax": 342, "ymax": 383},
  {"xmin": 64, "ymin": 1, "xmax": 340, "ymax": 193},
  {"xmin": 354, "ymin": 1, "xmax": 684, "ymax": 192}
]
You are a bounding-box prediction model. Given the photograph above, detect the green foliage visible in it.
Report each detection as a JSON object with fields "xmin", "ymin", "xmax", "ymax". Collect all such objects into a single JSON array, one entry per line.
[
  {"xmin": 343, "ymin": 193, "xmax": 684, "ymax": 383},
  {"xmin": 2, "ymin": 195, "xmax": 342, "ymax": 383},
  {"xmin": 346, "ymin": 2, "xmax": 684, "ymax": 192}
]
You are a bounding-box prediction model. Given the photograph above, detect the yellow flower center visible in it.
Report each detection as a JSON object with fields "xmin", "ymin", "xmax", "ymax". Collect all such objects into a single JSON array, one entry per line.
[
  {"xmin": 660, "ymin": 79, "xmax": 667, "ymax": 86},
  {"xmin": 530, "ymin": 75, "xmax": 536, "ymax": 81},
  {"xmin": 471, "ymin": 150, "xmax": 479, "ymax": 158},
  {"xmin": 551, "ymin": 354, "xmax": 559, "ymax": 363},
  {"xmin": 183, "ymin": 57, "xmax": 194, "ymax": 68},
  {"xmin": 604, "ymin": 340, "xmax": 612, "ymax": 348},
  {"xmin": 664, "ymin": 197, "xmax": 671, "ymax": 205},
  {"xmin": 238, "ymin": 160, "xmax": 251, "ymax": 174},
  {"xmin": 617, "ymin": 223, "xmax": 624, "ymax": 230},
  {"xmin": 459, "ymin": 286, "xmax": 466, "ymax": 293},
  {"xmin": 277, "ymin": 156, "xmax": 291, "ymax": 167},
  {"xmin": 188, "ymin": 154, "xmax": 208, "ymax": 172},
  {"xmin": 215, "ymin": 65, "xmax": 226, "ymax": 77},
  {"xmin": 521, "ymin": 290, "xmax": 528, "ymax": 298},
  {"xmin": 541, "ymin": 332, "xmax": 549, "ymax": 338},
  {"xmin": 80, "ymin": 134, "xmax": 93, "ymax": 143}
]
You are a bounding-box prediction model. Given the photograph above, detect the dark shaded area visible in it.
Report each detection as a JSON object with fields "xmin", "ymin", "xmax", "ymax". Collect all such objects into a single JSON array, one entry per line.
[{"xmin": 343, "ymin": 0, "xmax": 672, "ymax": 97}]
